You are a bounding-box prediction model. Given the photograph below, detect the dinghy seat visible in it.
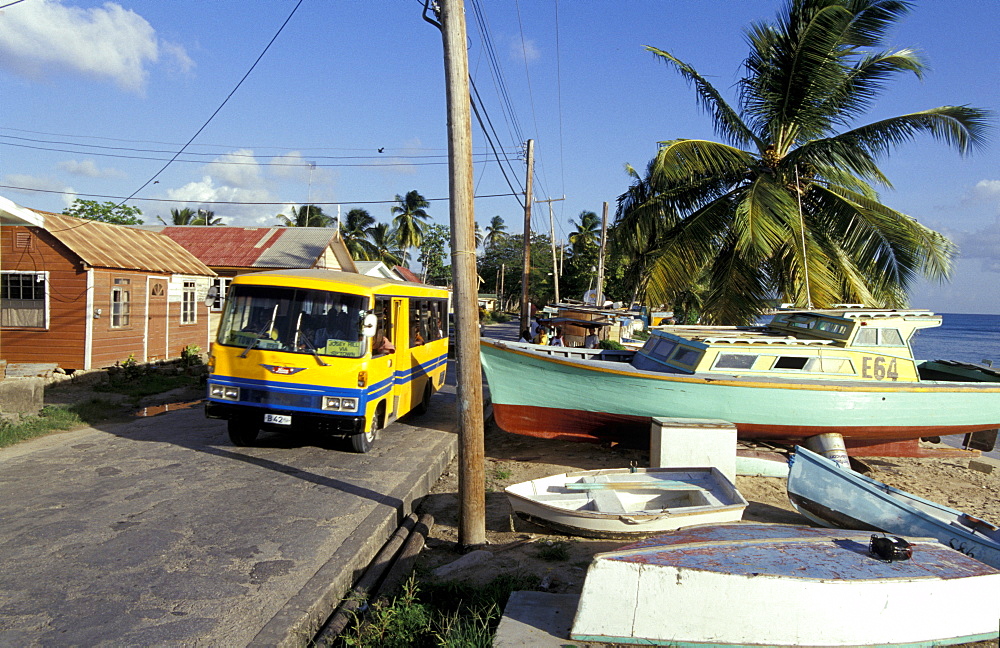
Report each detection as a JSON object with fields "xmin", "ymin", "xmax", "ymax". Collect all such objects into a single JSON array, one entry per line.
[{"xmin": 589, "ymin": 489, "xmax": 627, "ymax": 514}]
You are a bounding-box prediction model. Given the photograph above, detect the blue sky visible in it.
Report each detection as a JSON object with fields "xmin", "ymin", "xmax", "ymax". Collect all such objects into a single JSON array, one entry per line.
[{"xmin": 1, "ymin": 0, "xmax": 998, "ymax": 313}]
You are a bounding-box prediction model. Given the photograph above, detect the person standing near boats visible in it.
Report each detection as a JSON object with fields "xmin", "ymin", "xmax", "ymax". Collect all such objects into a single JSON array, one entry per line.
[{"xmin": 533, "ymin": 325, "xmax": 549, "ymax": 346}]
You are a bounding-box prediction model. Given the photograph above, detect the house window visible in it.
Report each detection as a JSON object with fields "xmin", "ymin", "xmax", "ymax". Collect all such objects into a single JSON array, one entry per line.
[
  {"xmin": 182, "ymin": 281, "xmax": 197, "ymax": 324},
  {"xmin": 210, "ymin": 277, "xmax": 231, "ymax": 311},
  {"xmin": 111, "ymin": 278, "xmax": 131, "ymax": 328},
  {"xmin": 0, "ymin": 271, "xmax": 47, "ymax": 328}
]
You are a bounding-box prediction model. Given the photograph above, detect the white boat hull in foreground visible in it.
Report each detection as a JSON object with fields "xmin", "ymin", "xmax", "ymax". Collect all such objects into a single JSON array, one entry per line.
[
  {"xmin": 571, "ymin": 523, "xmax": 1000, "ymax": 647},
  {"xmin": 505, "ymin": 467, "xmax": 747, "ymax": 538}
]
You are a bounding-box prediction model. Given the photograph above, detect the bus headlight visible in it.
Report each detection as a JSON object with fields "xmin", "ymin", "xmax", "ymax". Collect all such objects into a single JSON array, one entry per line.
[
  {"xmin": 322, "ymin": 396, "xmax": 341, "ymax": 411},
  {"xmin": 209, "ymin": 383, "xmax": 240, "ymax": 401},
  {"xmin": 340, "ymin": 398, "xmax": 358, "ymax": 412}
]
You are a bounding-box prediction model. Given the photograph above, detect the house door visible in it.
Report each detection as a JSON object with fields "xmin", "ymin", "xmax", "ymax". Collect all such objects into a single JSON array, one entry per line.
[{"xmin": 147, "ymin": 278, "xmax": 168, "ymax": 361}]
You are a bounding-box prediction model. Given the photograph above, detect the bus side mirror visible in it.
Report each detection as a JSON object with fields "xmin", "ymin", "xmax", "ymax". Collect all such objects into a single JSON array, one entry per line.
[
  {"xmin": 361, "ymin": 313, "xmax": 378, "ymax": 338},
  {"xmin": 204, "ymin": 285, "xmax": 219, "ymax": 308}
]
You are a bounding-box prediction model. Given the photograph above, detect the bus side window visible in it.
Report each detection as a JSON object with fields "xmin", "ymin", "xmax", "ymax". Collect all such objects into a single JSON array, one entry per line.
[{"xmin": 373, "ymin": 296, "xmax": 394, "ymax": 355}]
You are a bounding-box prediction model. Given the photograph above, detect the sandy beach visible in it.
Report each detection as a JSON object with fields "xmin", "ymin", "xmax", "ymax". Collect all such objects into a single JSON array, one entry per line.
[{"xmin": 414, "ymin": 416, "xmax": 1000, "ymax": 647}]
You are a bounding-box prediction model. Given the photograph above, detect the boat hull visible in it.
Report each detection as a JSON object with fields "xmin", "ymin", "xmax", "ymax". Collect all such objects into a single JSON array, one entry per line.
[
  {"xmin": 787, "ymin": 446, "xmax": 1000, "ymax": 568},
  {"xmin": 482, "ymin": 340, "xmax": 1000, "ymax": 449},
  {"xmin": 571, "ymin": 523, "xmax": 1000, "ymax": 647},
  {"xmin": 505, "ymin": 467, "xmax": 747, "ymax": 539}
]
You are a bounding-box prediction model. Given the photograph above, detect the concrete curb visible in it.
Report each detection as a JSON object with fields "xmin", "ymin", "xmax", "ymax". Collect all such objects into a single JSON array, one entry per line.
[{"xmin": 252, "ymin": 424, "xmax": 458, "ymax": 647}]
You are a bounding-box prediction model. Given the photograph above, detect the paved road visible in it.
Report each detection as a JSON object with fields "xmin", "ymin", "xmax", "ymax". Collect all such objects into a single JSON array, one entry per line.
[{"xmin": 0, "ymin": 381, "xmax": 457, "ymax": 646}]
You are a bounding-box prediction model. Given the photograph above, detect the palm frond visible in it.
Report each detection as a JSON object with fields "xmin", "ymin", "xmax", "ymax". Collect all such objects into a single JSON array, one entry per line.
[{"xmin": 645, "ymin": 46, "xmax": 761, "ymax": 150}]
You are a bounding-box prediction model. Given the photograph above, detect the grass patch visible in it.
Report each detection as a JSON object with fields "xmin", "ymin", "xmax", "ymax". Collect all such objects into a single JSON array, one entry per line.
[
  {"xmin": 338, "ymin": 572, "xmax": 539, "ymax": 647},
  {"xmin": 95, "ymin": 372, "xmax": 200, "ymax": 399},
  {"xmin": 0, "ymin": 399, "xmax": 124, "ymax": 448},
  {"xmin": 485, "ymin": 463, "xmax": 513, "ymax": 493},
  {"xmin": 535, "ymin": 540, "xmax": 571, "ymax": 562}
]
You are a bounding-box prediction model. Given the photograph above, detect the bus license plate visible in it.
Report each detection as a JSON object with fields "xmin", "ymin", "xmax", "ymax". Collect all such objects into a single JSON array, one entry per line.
[{"xmin": 264, "ymin": 413, "xmax": 291, "ymax": 426}]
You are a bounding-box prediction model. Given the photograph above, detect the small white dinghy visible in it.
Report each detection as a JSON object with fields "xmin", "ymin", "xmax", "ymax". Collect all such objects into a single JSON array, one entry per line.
[
  {"xmin": 504, "ymin": 466, "xmax": 747, "ymax": 538},
  {"xmin": 571, "ymin": 524, "xmax": 1000, "ymax": 647}
]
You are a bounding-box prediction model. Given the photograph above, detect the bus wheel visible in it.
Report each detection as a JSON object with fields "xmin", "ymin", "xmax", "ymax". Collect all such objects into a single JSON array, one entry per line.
[
  {"xmin": 413, "ymin": 381, "xmax": 433, "ymax": 416},
  {"xmin": 351, "ymin": 412, "xmax": 379, "ymax": 453},
  {"xmin": 228, "ymin": 417, "xmax": 259, "ymax": 447}
]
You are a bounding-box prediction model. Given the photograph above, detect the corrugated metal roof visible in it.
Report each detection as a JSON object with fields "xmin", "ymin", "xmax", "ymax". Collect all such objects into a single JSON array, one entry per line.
[
  {"xmin": 41, "ymin": 212, "xmax": 214, "ymax": 276},
  {"xmin": 256, "ymin": 227, "xmax": 334, "ymax": 268},
  {"xmin": 152, "ymin": 226, "xmax": 351, "ymax": 270},
  {"xmin": 147, "ymin": 226, "xmax": 281, "ymax": 267}
]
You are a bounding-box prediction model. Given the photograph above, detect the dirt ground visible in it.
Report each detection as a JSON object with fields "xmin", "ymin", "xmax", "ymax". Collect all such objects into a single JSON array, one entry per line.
[{"xmin": 414, "ymin": 419, "xmax": 1000, "ymax": 645}]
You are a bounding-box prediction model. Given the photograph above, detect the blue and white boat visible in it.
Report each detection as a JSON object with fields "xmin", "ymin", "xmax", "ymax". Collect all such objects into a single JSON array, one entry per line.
[{"xmin": 787, "ymin": 445, "xmax": 1000, "ymax": 568}]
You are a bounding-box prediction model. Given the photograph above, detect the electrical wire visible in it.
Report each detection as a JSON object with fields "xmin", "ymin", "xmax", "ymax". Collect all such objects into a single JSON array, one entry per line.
[
  {"xmin": 117, "ymin": 0, "xmax": 307, "ymax": 206},
  {"xmin": 0, "ymin": 184, "xmax": 520, "ymax": 205}
]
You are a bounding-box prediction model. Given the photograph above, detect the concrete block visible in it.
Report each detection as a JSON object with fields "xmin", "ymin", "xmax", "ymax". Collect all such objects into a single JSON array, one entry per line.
[
  {"xmin": 968, "ymin": 460, "xmax": 995, "ymax": 475},
  {"xmin": 0, "ymin": 377, "xmax": 45, "ymax": 415},
  {"xmin": 650, "ymin": 417, "xmax": 737, "ymax": 484}
]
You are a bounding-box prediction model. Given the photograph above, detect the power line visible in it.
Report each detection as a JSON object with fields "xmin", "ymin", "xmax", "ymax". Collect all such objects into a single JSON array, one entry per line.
[
  {"xmin": 0, "ymin": 141, "xmax": 505, "ymax": 168},
  {"xmin": 0, "ymin": 133, "xmax": 515, "ymax": 160},
  {"xmin": 0, "ymin": 127, "xmax": 517, "ymax": 156},
  {"xmin": 118, "ymin": 0, "xmax": 307, "ymax": 205},
  {"xmin": 1, "ymin": 184, "xmax": 521, "ymax": 206}
]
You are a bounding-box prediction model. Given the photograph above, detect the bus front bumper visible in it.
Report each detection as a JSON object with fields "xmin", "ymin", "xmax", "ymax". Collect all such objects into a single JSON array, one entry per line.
[{"xmin": 205, "ymin": 401, "xmax": 366, "ymax": 436}]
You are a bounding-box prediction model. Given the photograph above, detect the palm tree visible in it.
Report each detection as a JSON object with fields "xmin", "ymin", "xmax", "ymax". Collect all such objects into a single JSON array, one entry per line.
[
  {"xmin": 277, "ymin": 204, "xmax": 332, "ymax": 227},
  {"xmin": 159, "ymin": 207, "xmax": 198, "ymax": 225},
  {"xmin": 628, "ymin": 0, "xmax": 989, "ymax": 324},
  {"xmin": 341, "ymin": 208, "xmax": 379, "ymax": 260},
  {"xmin": 195, "ymin": 209, "xmax": 222, "ymax": 226},
  {"xmin": 368, "ymin": 222, "xmax": 404, "ymax": 266},
  {"xmin": 483, "ymin": 215, "xmax": 508, "ymax": 251},
  {"xmin": 390, "ymin": 190, "xmax": 431, "ymax": 267},
  {"xmin": 567, "ymin": 210, "xmax": 601, "ymax": 256}
]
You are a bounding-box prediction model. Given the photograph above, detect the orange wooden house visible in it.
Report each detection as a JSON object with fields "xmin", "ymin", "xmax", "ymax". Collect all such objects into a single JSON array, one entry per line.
[{"xmin": 0, "ymin": 198, "xmax": 216, "ymax": 371}]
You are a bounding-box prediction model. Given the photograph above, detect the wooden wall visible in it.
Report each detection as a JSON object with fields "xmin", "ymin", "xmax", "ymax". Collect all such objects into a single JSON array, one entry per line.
[
  {"xmin": 0, "ymin": 226, "xmax": 88, "ymax": 368},
  {"xmin": 2, "ymin": 226, "xmax": 212, "ymax": 370}
]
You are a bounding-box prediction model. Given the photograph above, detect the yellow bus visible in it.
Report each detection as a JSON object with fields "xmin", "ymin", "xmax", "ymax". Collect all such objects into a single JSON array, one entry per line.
[{"xmin": 205, "ymin": 269, "xmax": 449, "ymax": 452}]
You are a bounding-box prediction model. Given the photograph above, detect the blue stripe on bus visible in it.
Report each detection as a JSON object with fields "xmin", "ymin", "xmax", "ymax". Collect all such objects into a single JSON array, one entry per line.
[{"xmin": 207, "ymin": 353, "xmax": 447, "ymax": 414}]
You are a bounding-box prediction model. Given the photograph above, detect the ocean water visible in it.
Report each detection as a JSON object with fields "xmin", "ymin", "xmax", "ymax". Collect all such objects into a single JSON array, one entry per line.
[{"xmin": 909, "ymin": 313, "xmax": 1000, "ymax": 366}]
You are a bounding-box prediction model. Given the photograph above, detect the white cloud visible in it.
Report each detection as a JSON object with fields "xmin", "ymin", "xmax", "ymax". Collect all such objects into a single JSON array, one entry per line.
[
  {"xmin": 510, "ymin": 37, "xmax": 540, "ymax": 63},
  {"xmin": 0, "ymin": 0, "xmax": 192, "ymax": 93},
  {"xmin": 57, "ymin": 159, "xmax": 124, "ymax": 179},
  {"xmin": 203, "ymin": 149, "xmax": 265, "ymax": 189},
  {"xmin": 163, "ymin": 175, "xmax": 277, "ymax": 227},
  {"xmin": 1, "ymin": 173, "xmax": 73, "ymax": 197},
  {"xmin": 964, "ymin": 179, "xmax": 1000, "ymax": 205}
]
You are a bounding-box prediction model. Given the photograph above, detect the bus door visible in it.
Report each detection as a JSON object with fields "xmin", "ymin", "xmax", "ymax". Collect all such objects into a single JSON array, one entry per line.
[{"xmin": 369, "ymin": 296, "xmax": 399, "ymax": 422}]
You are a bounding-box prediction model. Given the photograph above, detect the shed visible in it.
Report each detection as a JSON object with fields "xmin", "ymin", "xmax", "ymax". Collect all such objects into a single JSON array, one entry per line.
[{"xmin": 1, "ymin": 201, "xmax": 216, "ymax": 370}]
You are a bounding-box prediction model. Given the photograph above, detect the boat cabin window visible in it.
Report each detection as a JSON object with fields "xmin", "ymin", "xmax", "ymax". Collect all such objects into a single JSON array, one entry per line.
[
  {"xmin": 803, "ymin": 357, "xmax": 853, "ymax": 374},
  {"xmin": 773, "ymin": 356, "xmax": 808, "ymax": 370},
  {"xmin": 714, "ymin": 354, "xmax": 757, "ymax": 370},
  {"xmin": 853, "ymin": 327, "xmax": 905, "ymax": 347},
  {"xmin": 640, "ymin": 337, "xmax": 677, "ymax": 361},
  {"xmin": 671, "ymin": 346, "xmax": 700, "ymax": 367},
  {"xmin": 815, "ymin": 320, "xmax": 849, "ymax": 336}
]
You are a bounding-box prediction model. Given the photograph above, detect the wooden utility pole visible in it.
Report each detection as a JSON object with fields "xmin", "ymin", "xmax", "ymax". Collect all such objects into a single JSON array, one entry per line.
[
  {"xmin": 536, "ymin": 196, "xmax": 565, "ymax": 304},
  {"xmin": 438, "ymin": 0, "xmax": 485, "ymax": 547},
  {"xmin": 499, "ymin": 263, "xmax": 505, "ymax": 312},
  {"xmin": 518, "ymin": 139, "xmax": 534, "ymax": 332},
  {"xmin": 596, "ymin": 201, "xmax": 609, "ymax": 307}
]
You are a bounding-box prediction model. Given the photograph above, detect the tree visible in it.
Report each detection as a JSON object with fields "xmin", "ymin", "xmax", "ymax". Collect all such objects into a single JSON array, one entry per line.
[
  {"xmin": 63, "ymin": 199, "xmax": 143, "ymax": 225},
  {"xmin": 483, "ymin": 215, "xmax": 508, "ymax": 251},
  {"xmin": 417, "ymin": 223, "xmax": 451, "ymax": 284},
  {"xmin": 341, "ymin": 208, "xmax": 378, "ymax": 260},
  {"xmin": 196, "ymin": 209, "xmax": 222, "ymax": 225},
  {"xmin": 627, "ymin": 0, "xmax": 990, "ymax": 324},
  {"xmin": 567, "ymin": 210, "xmax": 601, "ymax": 257},
  {"xmin": 390, "ymin": 190, "xmax": 431, "ymax": 267},
  {"xmin": 368, "ymin": 222, "xmax": 404, "ymax": 267},
  {"xmin": 477, "ymin": 232, "xmax": 554, "ymax": 310},
  {"xmin": 159, "ymin": 207, "xmax": 197, "ymax": 225},
  {"xmin": 277, "ymin": 204, "xmax": 332, "ymax": 227}
]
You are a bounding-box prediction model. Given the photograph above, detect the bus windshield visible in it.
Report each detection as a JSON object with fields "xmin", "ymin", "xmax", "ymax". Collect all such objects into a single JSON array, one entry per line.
[{"xmin": 217, "ymin": 284, "xmax": 368, "ymax": 358}]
